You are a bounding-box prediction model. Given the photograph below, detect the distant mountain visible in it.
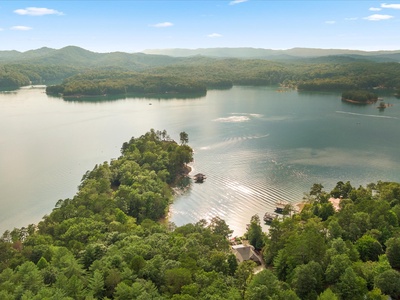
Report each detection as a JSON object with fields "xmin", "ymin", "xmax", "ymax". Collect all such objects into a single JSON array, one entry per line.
[
  {"xmin": 142, "ymin": 47, "xmax": 400, "ymax": 62},
  {"xmin": 141, "ymin": 47, "xmax": 284, "ymax": 59},
  {"xmin": 0, "ymin": 46, "xmax": 192, "ymax": 70},
  {"xmin": 2, "ymin": 45, "xmax": 400, "ymax": 91},
  {"xmin": 2, "ymin": 46, "xmax": 400, "ymax": 68}
]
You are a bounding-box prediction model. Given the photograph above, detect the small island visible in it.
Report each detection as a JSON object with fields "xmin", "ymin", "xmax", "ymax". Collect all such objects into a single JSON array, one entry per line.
[
  {"xmin": 341, "ymin": 90, "xmax": 378, "ymax": 104},
  {"xmin": 377, "ymin": 101, "xmax": 394, "ymax": 110}
]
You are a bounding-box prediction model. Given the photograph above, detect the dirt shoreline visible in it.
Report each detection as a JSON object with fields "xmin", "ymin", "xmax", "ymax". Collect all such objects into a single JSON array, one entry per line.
[{"xmin": 341, "ymin": 97, "xmax": 376, "ymax": 104}]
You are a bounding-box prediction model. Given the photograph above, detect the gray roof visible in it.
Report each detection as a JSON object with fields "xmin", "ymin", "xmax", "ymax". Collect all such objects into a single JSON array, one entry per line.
[{"xmin": 232, "ymin": 244, "xmax": 262, "ymax": 264}]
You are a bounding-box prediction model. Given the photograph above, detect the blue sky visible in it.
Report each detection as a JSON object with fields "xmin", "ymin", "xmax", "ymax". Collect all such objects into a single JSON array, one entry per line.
[{"xmin": 1, "ymin": 1, "xmax": 400, "ymax": 52}]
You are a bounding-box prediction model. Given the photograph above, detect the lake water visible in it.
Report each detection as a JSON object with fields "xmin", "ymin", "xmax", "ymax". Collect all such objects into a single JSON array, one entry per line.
[{"xmin": 1, "ymin": 86, "xmax": 399, "ymax": 235}]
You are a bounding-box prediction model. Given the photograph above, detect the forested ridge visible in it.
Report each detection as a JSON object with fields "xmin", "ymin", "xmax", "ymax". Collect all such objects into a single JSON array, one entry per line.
[
  {"xmin": 1, "ymin": 130, "xmax": 400, "ymax": 299},
  {"xmin": 46, "ymin": 71, "xmax": 207, "ymax": 97},
  {"xmin": 45, "ymin": 60, "xmax": 400, "ymax": 97},
  {"xmin": 1, "ymin": 46, "xmax": 400, "ymax": 95},
  {"xmin": 0, "ymin": 64, "xmax": 81, "ymax": 89}
]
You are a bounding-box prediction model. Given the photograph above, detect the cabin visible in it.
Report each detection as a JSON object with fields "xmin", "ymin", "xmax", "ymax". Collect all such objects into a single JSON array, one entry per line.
[
  {"xmin": 193, "ymin": 173, "xmax": 206, "ymax": 183},
  {"xmin": 231, "ymin": 243, "xmax": 262, "ymax": 265}
]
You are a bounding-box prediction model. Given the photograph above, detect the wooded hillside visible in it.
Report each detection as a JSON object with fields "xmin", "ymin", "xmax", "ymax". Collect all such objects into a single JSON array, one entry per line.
[
  {"xmin": 1, "ymin": 130, "xmax": 400, "ymax": 299},
  {"xmin": 0, "ymin": 46, "xmax": 399, "ymax": 95}
]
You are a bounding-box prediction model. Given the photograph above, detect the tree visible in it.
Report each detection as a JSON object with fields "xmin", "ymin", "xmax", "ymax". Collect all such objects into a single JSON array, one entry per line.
[
  {"xmin": 327, "ymin": 219, "xmax": 344, "ymax": 240},
  {"xmin": 165, "ymin": 268, "xmax": 192, "ymax": 295},
  {"xmin": 209, "ymin": 251, "xmax": 229, "ymax": 274},
  {"xmin": 114, "ymin": 282, "xmax": 134, "ymax": 299},
  {"xmin": 355, "ymin": 235, "xmax": 383, "ymax": 262},
  {"xmin": 310, "ymin": 183, "xmax": 324, "ymax": 197},
  {"xmin": 208, "ymin": 216, "xmax": 233, "ymax": 239},
  {"xmin": 313, "ymin": 202, "xmax": 335, "ymax": 221},
  {"xmin": 88, "ymin": 269, "xmax": 105, "ymax": 299},
  {"xmin": 36, "ymin": 257, "xmax": 49, "ymax": 270},
  {"xmin": 325, "ymin": 254, "xmax": 352, "ymax": 284},
  {"xmin": 317, "ymin": 288, "xmax": 338, "ymax": 300},
  {"xmin": 15, "ymin": 261, "xmax": 44, "ymax": 294},
  {"xmin": 385, "ymin": 237, "xmax": 400, "ymax": 269},
  {"xmin": 245, "ymin": 269, "xmax": 280, "ymax": 300},
  {"xmin": 227, "ymin": 254, "xmax": 238, "ymax": 276},
  {"xmin": 374, "ymin": 269, "xmax": 400, "ymax": 299},
  {"xmin": 62, "ymin": 274, "xmax": 85, "ymax": 299},
  {"xmin": 331, "ymin": 181, "xmax": 353, "ymax": 199},
  {"xmin": 235, "ymin": 260, "xmax": 257, "ymax": 297},
  {"xmin": 246, "ymin": 214, "xmax": 265, "ymax": 250},
  {"xmin": 365, "ymin": 288, "xmax": 387, "ymax": 300},
  {"xmin": 179, "ymin": 131, "xmax": 189, "ymax": 145},
  {"xmin": 291, "ymin": 261, "xmax": 324, "ymax": 300},
  {"xmin": 274, "ymin": 218, "xmax": 327, "ymax": 281},
  {"xmin": 334, "ymin": 267, "xmax": 367, "ymax": 300}
]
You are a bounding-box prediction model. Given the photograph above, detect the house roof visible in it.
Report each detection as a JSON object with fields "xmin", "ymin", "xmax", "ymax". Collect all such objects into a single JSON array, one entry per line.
[
  {"xmin": 232, "ymin": 244, "xmax": 262, "ymax": 264},
  {"xmin": 329, "ymin": 197, "xmax": 341, "ymax": 211}
]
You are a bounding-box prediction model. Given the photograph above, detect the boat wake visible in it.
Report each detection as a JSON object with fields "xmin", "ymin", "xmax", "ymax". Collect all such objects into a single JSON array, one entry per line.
[{"xmin": 336, "ymin": 111, "xmax": 399, "ymax": 120}]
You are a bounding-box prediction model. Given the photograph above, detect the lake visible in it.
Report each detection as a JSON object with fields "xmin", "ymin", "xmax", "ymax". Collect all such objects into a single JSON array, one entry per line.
[{"xmin": 1, "ymin": 86, "xmax": 399, "ymax": 235}]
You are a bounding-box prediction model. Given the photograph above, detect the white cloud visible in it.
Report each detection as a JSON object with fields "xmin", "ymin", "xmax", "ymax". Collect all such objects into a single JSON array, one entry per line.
[
  {"xmin": 207, "ymin": 33, "xmax": 222, "ymax": 38},
  {"xmin": 229, "ymin": 0, "xmax": 248, "ymax": 5},
  {"xmin": 364, "ymin": 14, "xmax": 394, "ymax": 21},
  {"xmin": 11, "ymin": 26, "xmax": 32, "ymax": 31},
  {"xmin": 381, "ymin": 3, "xmax": 400, "ymax": 9},
  {"xmin": 369, "ymin": 7, "xmax": 382, "ymax": 11},
  {"xmin": 150, "ymin": 22, "xmax": 173, "ymax": 28},
  {"xmin": 325, "ymin": 21, "xmax": 336, "ymax": 24},
  {"xmin": 345, "ymin": 17, "xmax": 358, "ymax": 21},
  {"xmin": 14, "ymin": 7, "xmax": 63, "ymax": 16},
  {"xmin": 0, "ymin": 28, "xmax": 3, "ymax": 31}
]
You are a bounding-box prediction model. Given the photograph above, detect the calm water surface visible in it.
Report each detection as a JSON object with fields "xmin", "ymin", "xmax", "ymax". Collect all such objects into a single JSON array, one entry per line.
[{"xmin": 1, "ymin": 86, "xmax": 399, "ymax": 235}]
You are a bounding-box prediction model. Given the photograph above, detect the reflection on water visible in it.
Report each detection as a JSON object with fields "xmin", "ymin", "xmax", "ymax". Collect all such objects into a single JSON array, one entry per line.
[
  {"xmin": 55, "ymin": 91, "xmax": 208, "ymax": 103},
  {"xmin": 1, "ymin": 86, "xmax": 400, "ymax": 235}
]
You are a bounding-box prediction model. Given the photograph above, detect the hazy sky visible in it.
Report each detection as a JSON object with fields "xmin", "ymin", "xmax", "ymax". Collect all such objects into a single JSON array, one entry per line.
[{"xmin": 1, "ymin": 1, "xmax": 400, "ymax": 53}]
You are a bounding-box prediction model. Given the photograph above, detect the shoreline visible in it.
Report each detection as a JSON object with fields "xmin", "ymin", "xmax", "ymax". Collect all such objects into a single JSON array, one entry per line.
[
  {"xmin": 162, "ymin": 164, "xmax": 193, "ymax": 225},
  {"xmin": 341, "ymin": 97, "xmax": 377, "ymax": 104}
]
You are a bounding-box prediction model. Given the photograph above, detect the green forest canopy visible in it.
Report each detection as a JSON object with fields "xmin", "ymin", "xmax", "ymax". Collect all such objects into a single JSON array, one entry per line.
[
  {"xmin": 1, "ymin": 48, "xmax": 400, "ymax": 95},
  {"xmin": 341, "ymin": 90, "xmax": 379, "ymax": 103},
  {"xmin": 46, "ymin": 71, "xmax": 207, "ymax": 96},
  {"xmin": 1, "ymin": 130, "xmax": 400, "ymax": 299},
  {"xmin": 45, "ymin": 60, "xmax": 400, "ymax": 97}
]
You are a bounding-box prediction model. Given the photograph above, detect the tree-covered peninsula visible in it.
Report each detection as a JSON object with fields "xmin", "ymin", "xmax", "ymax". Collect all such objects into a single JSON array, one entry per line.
[
  {"xmin": 46, "ymin": 71, "xmax": 207, "ymax": 97},
  {"xmin": 341, "ymin": 90, "xmax": 379, "ymax": 104},
  {"xmin": 1, "ymin": 130, "xmax": 400, "ymax": 299}
]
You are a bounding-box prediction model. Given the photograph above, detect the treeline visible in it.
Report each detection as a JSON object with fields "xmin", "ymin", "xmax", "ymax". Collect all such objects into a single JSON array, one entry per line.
[
  {"xmin": 342, "ymin": 90, "xmax": 379, "ymax": 103},
  {"xmin": 0, "ymin": 63, "xmax": 83, "ymax": 89},
  {"xmin": 146, "ymin": 60, "xmax": 400, "ymax": 92},
  {"xmin": 0, "ymin": 67, "xmax": 30, "ymax": 89},
  {"xmin": 3, "ymin": 53, "xmax": 400, "ymax": 94},
  {"xmin": 293, "ymin": 62, "xmax": 400, "ymax": 91},
  {"xmin": 145, "ymin": 59, "xmax": 290, "ymax": 89},
  {"xmin": 46, "ymin": 71, "xmax": 207, "ymax": 96}
]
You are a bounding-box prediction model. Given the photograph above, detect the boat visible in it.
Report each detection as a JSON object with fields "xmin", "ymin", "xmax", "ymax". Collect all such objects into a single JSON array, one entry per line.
[{"xmin": 263, "ymin": 212, "xmax": 275, "ymax": 224}]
